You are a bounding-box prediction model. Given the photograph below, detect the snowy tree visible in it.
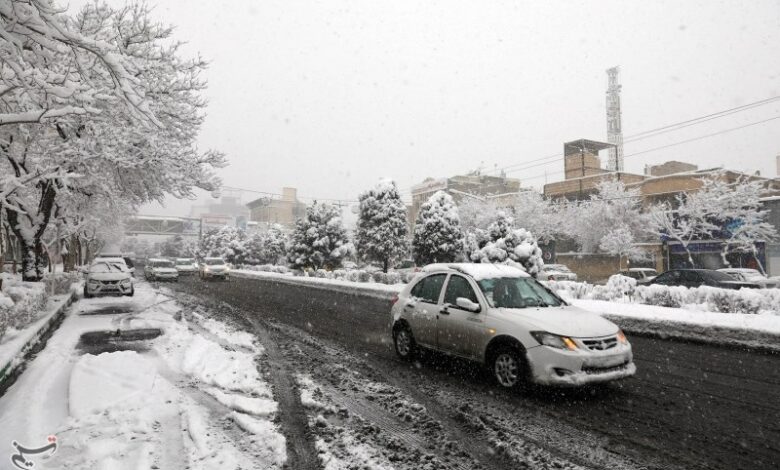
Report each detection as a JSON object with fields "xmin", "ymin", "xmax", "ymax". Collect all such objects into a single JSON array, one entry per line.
[
  {"xmin": 457, "ymin": 197, "xmax": 502, "ymax": 233},
  {"xmin": 0, "ymin": 2, "xmax": 224, "ymax": 280},
  {"xmin": 200, "ymin": 227, "xmax": 246, "ymax": 265},
  {"xmin": 651, "ymin": 172, "xmax": 778, "ymax": 272},
  {"xmin": 509, "ymin": 192, "xmax": 564, "ymax": 244},
  {"xmin": 470, "ymin": 212, "xmax": 544, "ymax": 277},
  {"xmin": 160, "ymin": 235, "xmax": 198, "ymax": 259},
  {"xmin": 563, "ymin": 179, "xmax": 646, "ymax": 255},
  {"xmin": 598, "ymin": 226, "xmax": 647, "ymax": 267},
  {"xmin": 263, "ymin": 224, "xmax": 289, "ymax": 265},
  {"xmin": 288, "ymin": 203, "xmax": 353, "ymax": 271},
  {"xmin": 412, "ymin": 191, "xmax": 465, "ymax": 265},
  {"xmin": 356, "ymin": 180, "xmax": 409, "ymax": 272}
]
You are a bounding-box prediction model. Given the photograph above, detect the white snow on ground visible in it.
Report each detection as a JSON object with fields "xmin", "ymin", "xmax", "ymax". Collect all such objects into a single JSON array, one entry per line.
[
  {"xmin": 570, "ymin": 298, "xmax": 780, "ymax": 335},
  {"xmin": 296, "ymin": 375, "xmax": 396, "ymax": 470},
  {"xmin": 0, "ymin": 282, "xmax": 286, "ymax": 469}
]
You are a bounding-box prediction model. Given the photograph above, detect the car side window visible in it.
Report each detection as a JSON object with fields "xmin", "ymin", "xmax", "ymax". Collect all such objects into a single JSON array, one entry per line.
[
  {"xmin": 655, "ymin": 271, "xmax": 678, "ymax": 284},
  {"xmin": 681, "ymin": 271, "xmax": 701, "ymax": 283},
  {"xmin": 443, "ymin": 275, "xmax": 479, "ymax": 306},
  {"xmin": 410, "ymin": 274, "xmax": 446, "ymax": 304}
]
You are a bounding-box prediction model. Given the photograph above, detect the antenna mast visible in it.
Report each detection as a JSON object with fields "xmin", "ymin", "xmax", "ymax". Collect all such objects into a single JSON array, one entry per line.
[{"xmin": 605, "ymin": 66, "xmax": 624, "ymax": 172}]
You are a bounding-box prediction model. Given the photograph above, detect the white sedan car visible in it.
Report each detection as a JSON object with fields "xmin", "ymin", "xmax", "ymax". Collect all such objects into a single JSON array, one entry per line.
[
  {"xmin": 718, "ymin": 268, "xmax": 780, "ymax": 289},
  {"xmin": 175, "ymin": 258, "xmax": 198, "ymax": 275},
  {"xmin": 390, "ymin": 263, "xmax": 635, "ymax": 388},
  {"xmin": 145, "ymin": 258, "xmax": 179, "ymax": 281},
  {"xmin": 540, "ymin": 264, "xmax": 578, "ymax": 281},
  {"xmin": 84, "ymin": 260, "xmax": 134, "ymax": 297}
]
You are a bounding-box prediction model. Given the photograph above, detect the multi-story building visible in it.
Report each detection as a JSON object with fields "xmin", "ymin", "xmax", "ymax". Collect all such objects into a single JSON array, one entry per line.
[
  {"xmin": 410, "ymin": 172, "xmax": 523, "ymax": 225},
  {"xmin": 246, "ymin": 187, "xmax": 307, "ymax": 231}
]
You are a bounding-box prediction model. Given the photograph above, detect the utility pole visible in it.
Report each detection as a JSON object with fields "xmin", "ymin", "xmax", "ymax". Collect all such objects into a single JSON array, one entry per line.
[{"xmin": 606, "ymin": 66, "xmax": 624, "ymax": 172}]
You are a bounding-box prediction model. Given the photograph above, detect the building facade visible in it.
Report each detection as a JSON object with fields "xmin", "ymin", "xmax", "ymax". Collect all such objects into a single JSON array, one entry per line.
[
  {"xmin": 410, "ymin": 173, "xmax": 523, "ymax": 225},
  {"xmin": 246, "ymin": 187, "xmax": 307, "ymax": 231}
]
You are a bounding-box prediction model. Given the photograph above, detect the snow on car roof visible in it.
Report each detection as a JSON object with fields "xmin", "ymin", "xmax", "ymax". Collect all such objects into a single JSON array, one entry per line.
[
  {"xmin": 628, "ymin": 268, "xmax": 657, "ymax": 272},
  {"xmin": 92, "ymin": 257, "xmax": 125, "ymax": 263},
  {"xmin": 421, "ymin": 263, "xmax": 529, "ymax": 280}
]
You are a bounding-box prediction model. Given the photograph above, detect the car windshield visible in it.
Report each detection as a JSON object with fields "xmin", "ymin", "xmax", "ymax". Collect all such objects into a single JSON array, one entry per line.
[
  {"xmin": 477, "ymin": 277, "xmax": 563, "ymax": 308},
  {"xmin": 176, "ymin": 259, "xmax": 194, "ymax": 265},
  {"xmin": 396, "ymin": 260, "xmax": 414, "ymax": 269},
  {"xmin": 205, "ymin": 259, "xmax": 225, "ymax": 265},
  {"xmin": 153, "ymin": 260, "xmax": 174, "ymax": 268},
  {"xmin": 90, "ymin": 262, "xmax": 125, "ymax": 273}
]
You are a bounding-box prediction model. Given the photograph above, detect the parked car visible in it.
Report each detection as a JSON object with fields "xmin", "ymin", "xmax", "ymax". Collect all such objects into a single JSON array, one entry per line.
[
  {"xmin": 650, "ymin": 269, "xmax": 760, "ymax": 289},
  {"xmin": 717, "ymin": 268, "xmax": 780, "ymax": 289},
  {"xmin": 390, "ymin": 263, "xmax": 635, "ymax": 388},
  {"xmin": 144, "ymin": 258, "xmax": 179, "ymax": 282},
  {"xmin": 84, "ymin": 259, "xmax": 134, "ymax": 298},
  {"xmin": 175, "ymin": 258, "xmax": 198, "ymax": 275},
  {"xmin": 619, "ymin": 268, "xmax": 658, "ymax": 285},
  {"xmin": 540, "ymin": 264, "xmax": 577, "ymax": 281},
  {"xmin": 199, "ymin": 257, "xmax": 230, "ymax": 280},
  {"xmin": 392, "ymin": 259, "xmax": 419, "ymax": 275}
]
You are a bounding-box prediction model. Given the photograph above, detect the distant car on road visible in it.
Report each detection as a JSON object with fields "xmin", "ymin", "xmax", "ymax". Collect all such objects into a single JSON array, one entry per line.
[
  {"xmin": 199, "ymin": 257, "xmax": 230, "ymax": 281},
  {"xmin": 144, "ymin": 258, "xmax": 179, "ymax": 282},
  {"xmin": 717, "ymin": 268, "xmax": 780, "ymax": 289},
  {"xmin": 84, "ymin": 260, "xmax": 134, "ymax": 298},
  {"xmin": 619, "ymin": 268, "xmax": 658, "ymax": 285},
  {"xmin": 650, "ymin": 269, "xmax": 759, "ymax": 289},
  {"xmin": 175, "ymin": 258, "xmax": 198, "ymax": 275},
  {"xmin": 392, "ymin": 259, "xmax": 419, "ymax": 276},
  {"xmin": 390, "ymin": 263, "xmax": 635, "ymax": 388},
  {"xmin": 540, "ymin": 264, "xmax": 577, "ymax": 281}
]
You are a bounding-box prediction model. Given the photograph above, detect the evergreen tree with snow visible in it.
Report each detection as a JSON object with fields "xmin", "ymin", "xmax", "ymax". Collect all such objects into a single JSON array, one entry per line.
[
  {"xmin": 356, "ymin": 180, "xmax": 409, "ymax": 272},
  {"xmin": 263, "ymin": 224, "xmax": 289, "ymax": 265},
  {"xmin": 412, "ymin": 191, "xmax": 465, "ymax": 265},
  {"xmin": 288, "ymin": 202, "xmax": 353, "ymax": 270},
  {"xmin": 469, "ymin": 212, "xmax": 545, "ymax": 277},
  {"xmin": 200, "ymin": 226, "xmax": 247, "ymax": 265}
]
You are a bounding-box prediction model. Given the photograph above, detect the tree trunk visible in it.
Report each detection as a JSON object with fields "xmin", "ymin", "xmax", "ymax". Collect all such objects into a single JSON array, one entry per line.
[{"xmin": 383, "ymin": 258, "xmax": 389, "ymax": 273}]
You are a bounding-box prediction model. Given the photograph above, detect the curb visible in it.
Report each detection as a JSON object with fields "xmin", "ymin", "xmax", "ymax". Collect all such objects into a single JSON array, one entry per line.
[
  {"xmin": 232, "ymin": 271, "xmax": 399, "ymax": 301},
  {"xmin": 0, "ymin": 287, "xmax": 79, "ymax": 391}
]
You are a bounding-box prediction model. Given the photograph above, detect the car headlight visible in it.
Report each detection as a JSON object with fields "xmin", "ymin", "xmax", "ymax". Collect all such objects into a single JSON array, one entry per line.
[
  {"xmin": 616, "ymin": 330, "xmax": 628, "ymax": 345},
  {"xmin": 530, "ymin": 331, "xmax": 578, "ymax": 350},
  {"xmin": 204, "ymin": 267, "xmax": 210, "ymax": 272},
  {"xmin": 121, "ymin": 279, "xmax": 131, "ymax": 285}
]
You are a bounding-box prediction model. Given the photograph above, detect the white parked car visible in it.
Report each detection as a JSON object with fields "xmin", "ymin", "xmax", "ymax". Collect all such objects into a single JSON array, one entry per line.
[
  {"xmin": 84, "ymin": 260, "xmax": 134, "ymax": 298},
  {"xmin": 540, "ymin": 264, "xmax": 578, "ymax": 281},
  {"xmin": 144, "ymin": 258, "xmax": 179, "ymax": 281},
  {"xmin": 619, "ymin": 268, "xmax": 658, "ymax": 285},
  {"xmin": 95, "ymin": 253, "xmax": 135, "ymax": 277},
  {"xmin": 199, "ymin": 257, "xmax": 230, "ymax": 280},
  {"xmin": 717, "ymin": 268, "xmax": 780, "ymax": 289},
  {"xmin": 390, "ymin": 263, "xmax": 635, "ymax": 388},
  {"xmin": 175, "ymin": 258, "xmax": 198, "ymax": 275}
]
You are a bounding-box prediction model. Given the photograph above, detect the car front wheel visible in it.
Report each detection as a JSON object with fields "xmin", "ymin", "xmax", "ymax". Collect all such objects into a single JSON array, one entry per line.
[
  {"xmin": 492, "ymin": 348, "xmax": 527, "ymax": 389},
  {"xmin": 393, "ymin": 324, "xmax": 416, "ymax": 360}
]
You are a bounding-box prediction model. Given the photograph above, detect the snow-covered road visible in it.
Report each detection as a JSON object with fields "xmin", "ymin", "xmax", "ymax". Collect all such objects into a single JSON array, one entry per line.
[{"xmin": 0, "ymin": 282, "xmax": 286, "ymax": 470}]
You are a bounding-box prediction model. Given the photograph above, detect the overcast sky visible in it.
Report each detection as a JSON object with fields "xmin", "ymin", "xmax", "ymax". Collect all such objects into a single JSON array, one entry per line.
[{"xmin": 70, "ymin": 0, "xmax": 780, "ymax": 216}]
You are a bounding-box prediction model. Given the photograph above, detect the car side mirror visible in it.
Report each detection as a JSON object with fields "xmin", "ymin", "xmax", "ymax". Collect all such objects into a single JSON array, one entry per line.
[{"xmin": 456, "ymin": 297, "xmax": 480, "ymax": 313}]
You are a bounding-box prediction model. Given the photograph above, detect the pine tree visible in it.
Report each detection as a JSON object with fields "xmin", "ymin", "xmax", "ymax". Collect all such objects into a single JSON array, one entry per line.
[
  {"xmin": 356, "ymin": 180, "xmax": 409, "ymax": 272},
  {"xmin": 288, "ymin": 203, "xmax": 353, "ymax": 270},
  {"xmin": 412, "ymin": 191, "xmax": 465, "ymax": 265}
]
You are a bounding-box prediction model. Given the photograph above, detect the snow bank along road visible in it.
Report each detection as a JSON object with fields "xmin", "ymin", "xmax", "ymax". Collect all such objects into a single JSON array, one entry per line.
[{"xmin": 169, "ymin": 275, "xmax": 780, "ymax": 470}]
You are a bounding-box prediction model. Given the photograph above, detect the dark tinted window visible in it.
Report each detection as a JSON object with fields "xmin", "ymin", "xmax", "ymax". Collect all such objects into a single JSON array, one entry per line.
[
  {"xmin": 410, "ymin": 274, "xmax": 446, "ymax": 304},
  {"xmin": 123, "ymin": 257, "xmax": 134, "ymax": 268},
  {"xmin": 443, "ymin": 275, "xmax": 478, "ymax": 305},
  {"xmin": 701, "ymin": 271, "xmax": 736, "ymax": 282},
  {"xmin": 655, "ymin": 271, "xmax": 680, "ymax": 284},
  {"xmin": 681, "ymin": 271, "xmax": 702, "ymax": 283}
]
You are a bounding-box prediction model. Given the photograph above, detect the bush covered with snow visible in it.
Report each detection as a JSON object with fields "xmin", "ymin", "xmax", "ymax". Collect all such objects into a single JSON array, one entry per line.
[
  {"xmin": 0, "ymin": 274, "xmax": 49, "ymax": 341},
  {"xmin": 546, "ymin": 278, "xmax": 780, "ymax": 315},
  {"xmin": 468, "ymin": 212, "xmax": 544, "ymax": 277}
]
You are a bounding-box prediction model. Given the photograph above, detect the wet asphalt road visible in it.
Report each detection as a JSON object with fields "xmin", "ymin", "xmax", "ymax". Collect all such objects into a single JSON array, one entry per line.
[{"xmin": 169, "ymin": 275, "xmax": 780, "ymax": 470}]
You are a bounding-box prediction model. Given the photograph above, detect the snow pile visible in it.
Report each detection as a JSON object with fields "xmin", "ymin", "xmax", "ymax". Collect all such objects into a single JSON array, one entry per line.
[
  {"xmin": 239, "ymin": 264, "xmax": 408, "ymax": 285},
  {"xmin": 0, "ymin": 274, "xmax": 49, "ymax": 340},
  {"xmin": 242, "ymin": 263, "xmax": 293, "ymax": 274},
  {"xmin": 547, "ymin": 279, "xmax": 780, "ymax": 315}
]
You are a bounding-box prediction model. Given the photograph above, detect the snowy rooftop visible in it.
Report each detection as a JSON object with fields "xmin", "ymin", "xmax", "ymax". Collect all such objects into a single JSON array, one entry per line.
[{"xmin": 421, "ymin": 263, "xmax": 529, "ymax": 280}]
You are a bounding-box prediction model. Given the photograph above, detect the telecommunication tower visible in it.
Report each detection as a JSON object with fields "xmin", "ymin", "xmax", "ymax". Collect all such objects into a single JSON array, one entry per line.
[{"xmin": 605, "ymin": 66, "xmax": 624, "ymax": 172}]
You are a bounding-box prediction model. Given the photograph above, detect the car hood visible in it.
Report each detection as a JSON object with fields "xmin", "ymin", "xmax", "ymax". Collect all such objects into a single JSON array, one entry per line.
[
  {"xmin": 494, "ymin": 305, "xmax": 619, "ymax": 338},
  {"xmin": 88, "ymin": 272, "xmax": 130, "ymax": 281}
]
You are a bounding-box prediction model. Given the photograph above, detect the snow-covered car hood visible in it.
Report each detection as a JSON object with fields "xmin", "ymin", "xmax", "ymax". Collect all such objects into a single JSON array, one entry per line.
[
  {"xmin": 204, "ymin": 265, "xmax": 228, "ymax": 271},
  {"xmin": 494, "ymin": 305, "xmax": 619, "ymax": 338},
  {"xmin": 151, "ymin": 268, "xmax": 178, "ymax": 274},
  {"xmin": 88, "ymin": 272, "xmax": 131, "ymax": 282}
]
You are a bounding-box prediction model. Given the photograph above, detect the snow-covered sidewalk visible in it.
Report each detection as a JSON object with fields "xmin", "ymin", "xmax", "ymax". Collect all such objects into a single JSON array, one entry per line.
[
  {"xmin": 233, "ymin": 268, "xmax": 403, "ymax": 299},
  {"xmin": 0, "ymin": 282, "xmax": 286, "ymax": 470}
]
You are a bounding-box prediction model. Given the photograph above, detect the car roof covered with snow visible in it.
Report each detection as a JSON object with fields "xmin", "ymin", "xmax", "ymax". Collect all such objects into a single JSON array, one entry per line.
[
  {"xmin": 627, "ymin": 267, "xmax": 657, "ymax": 272},
  {"xmin": 92, "ymin": 257, "xmax": 126, "ymax": 264},
  {"xmin": 717, "ymin": 268, "xmax": 761, "ymax": 273},
  {"xmin": 421, "ymin": 263, "xmax": 529, "ymax": 280}
]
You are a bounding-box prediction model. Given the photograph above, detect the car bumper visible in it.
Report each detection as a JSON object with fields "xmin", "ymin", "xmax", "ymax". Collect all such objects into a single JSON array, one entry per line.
[
  {"xmin": 86, "ymin": 282, "xmax": 133, "ymax": 295},
  {"xmin": 202, "ymin": 271, "xmax": 229, "ymax": 278},
  {"xmin": 176, "ymin": 269, "xmax": 196, "ymax": 275},
  {"xmin": 526, "ymin": 343, "xmax": 635, "ymax": 386}
]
